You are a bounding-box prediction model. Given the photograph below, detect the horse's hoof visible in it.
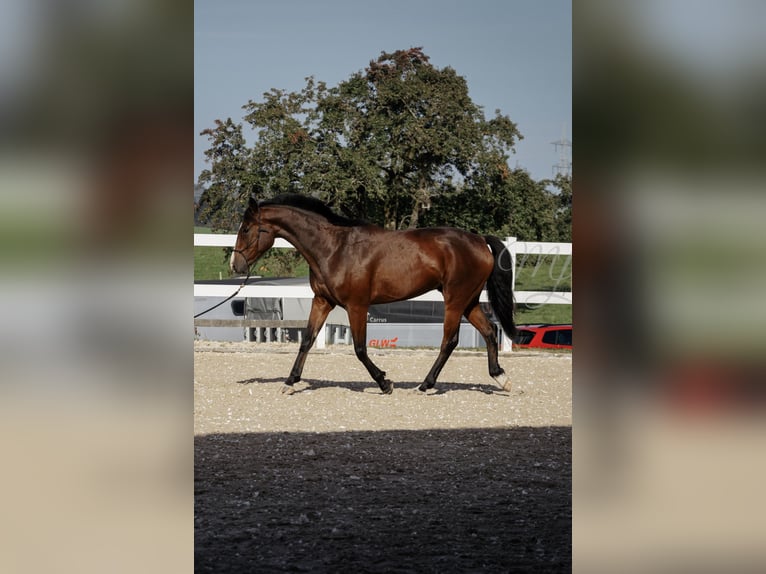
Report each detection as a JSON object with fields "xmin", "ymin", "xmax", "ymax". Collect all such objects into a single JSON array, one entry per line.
[
  {"xmin": 381, "ymin": 380, "xmax": 394, "ymax": 395},
  {"xmin": 493, "ymin": 374, "xmax": 513, "ymax": 393},
  {"xmin": 413, "ymin": 385, "xmax": 428, "ymax": 394},
  {"xmin": 280, "ymin": 384, "xmax": 296, "ymax": 395}
]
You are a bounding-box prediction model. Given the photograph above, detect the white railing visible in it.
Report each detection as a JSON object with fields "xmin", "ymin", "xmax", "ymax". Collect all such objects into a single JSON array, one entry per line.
[{"xmin": 194, "ymin": 234, "xmax": 571, "ymax": 349}]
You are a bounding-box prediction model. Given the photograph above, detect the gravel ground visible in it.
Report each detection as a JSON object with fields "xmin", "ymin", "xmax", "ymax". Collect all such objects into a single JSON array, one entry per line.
[{"xmin": 194, "ymin": 342, "xmax": 571, "ymax": 572}]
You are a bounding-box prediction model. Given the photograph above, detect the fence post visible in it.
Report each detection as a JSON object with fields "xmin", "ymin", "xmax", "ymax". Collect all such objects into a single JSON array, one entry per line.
[
  {"xmin": 316, "ymin": 320, "xmax": 327, "ymax": 349},
  {"xmin": 500, "ymin": 236, "xmax": 517, "ymax": 352}
]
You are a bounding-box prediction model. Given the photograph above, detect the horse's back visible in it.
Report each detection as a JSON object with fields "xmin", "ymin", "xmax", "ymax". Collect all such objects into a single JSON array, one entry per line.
[
  {"xmin": 405, "ymin": 227, "xmax": 493, "ymax": 266},
  {"xmin": 363, "ymin": 227, "xmax": 493, "ymax": 303}
]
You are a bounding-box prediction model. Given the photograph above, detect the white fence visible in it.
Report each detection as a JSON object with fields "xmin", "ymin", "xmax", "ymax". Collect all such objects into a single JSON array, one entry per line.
[{"xmin": 194, "ymin": 234, "xmax": 572, "ymax": 349}]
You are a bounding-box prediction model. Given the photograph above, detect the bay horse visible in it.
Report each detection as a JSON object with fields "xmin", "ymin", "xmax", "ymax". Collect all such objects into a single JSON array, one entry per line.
[{"xmin": 230, "ymin": 194, "xmax": 516, "ymax": 394}]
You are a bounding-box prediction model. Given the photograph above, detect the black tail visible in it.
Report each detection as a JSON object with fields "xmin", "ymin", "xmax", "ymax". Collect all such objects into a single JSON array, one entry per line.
[{"xmin": 485, "ymin": 235, "xmax": 516, "ymax": 338}]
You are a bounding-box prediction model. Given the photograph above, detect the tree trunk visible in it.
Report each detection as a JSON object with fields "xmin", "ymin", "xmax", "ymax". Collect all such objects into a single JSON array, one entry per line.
[
  {"xmin": 407, "ymin": 180, "xmax": 429, "ymax": 229},
  {"xmin": 407, "ymin": 199, "xmax": 420, "ymax": 229},
  {"xmin": 384, "ymin": 203, "xmax": 397, "ymax": 230}
]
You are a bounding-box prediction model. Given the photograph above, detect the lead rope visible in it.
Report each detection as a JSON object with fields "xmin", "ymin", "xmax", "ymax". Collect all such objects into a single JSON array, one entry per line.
[{"xmin": 194, "ymin": 253, "xmax": 252, "ymax": 319}]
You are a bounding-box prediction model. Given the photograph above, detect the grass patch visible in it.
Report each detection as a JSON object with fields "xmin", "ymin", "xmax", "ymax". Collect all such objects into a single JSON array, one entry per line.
[
  {"xmin": 194, "ymin": 226, "xmax": 232, "ymax": 281},
  {"xmin": 514, "ymin": 254, "xmax": 571, "ymax": 292},
  {"xmin": 513, "ymin": 254, "xmax": 571, "ymax": 324},
  {"xmin": 194, "ymin": 246, "xmax": 231, "ymax": 281},
  {"xmin": 514, "ymin": 304, "xmax": 571, "ymax": 325}
]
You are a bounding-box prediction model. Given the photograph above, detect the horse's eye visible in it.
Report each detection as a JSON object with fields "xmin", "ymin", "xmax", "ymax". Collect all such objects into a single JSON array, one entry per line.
[{"xmin": 242, "ymin": 226, "xmax": 249, "ymax": 234}]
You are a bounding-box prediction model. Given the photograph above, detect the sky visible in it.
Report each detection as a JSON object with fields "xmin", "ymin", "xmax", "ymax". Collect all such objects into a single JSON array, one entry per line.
[{"xmin": 194, "ymin": 0, "xmax": 571, "ymax": 185}]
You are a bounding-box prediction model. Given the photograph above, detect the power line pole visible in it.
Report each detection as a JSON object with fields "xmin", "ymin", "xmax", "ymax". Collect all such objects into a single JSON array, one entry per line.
[{"xmin": 552, "ymin": 124, "xmax": 572, "ymax": 177}]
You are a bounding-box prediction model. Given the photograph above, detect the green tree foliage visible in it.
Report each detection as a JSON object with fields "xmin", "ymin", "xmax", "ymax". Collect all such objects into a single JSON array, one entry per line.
[
  {"xmin": 197, "ymin": 47, "xmax": 569, "ymax": 244},
  {"xmin": 197, "ymin": 118, "xmax": 253, "ymax": 230},
  {"xmin": 550, "ymin": 173, "xmax": 572, "ymax": 241}
]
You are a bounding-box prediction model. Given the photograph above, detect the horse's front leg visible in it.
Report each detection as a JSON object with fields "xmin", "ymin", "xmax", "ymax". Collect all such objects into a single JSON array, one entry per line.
[
  {"xmin": 347, "ymin": 306, "xmax": 393, "ymax": 394},
  {"xmin": 282, "ymin": 296, "xmax": 334, "ymax": 394}
]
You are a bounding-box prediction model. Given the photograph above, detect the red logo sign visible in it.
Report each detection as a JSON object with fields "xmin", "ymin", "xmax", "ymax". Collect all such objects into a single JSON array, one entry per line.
[{"xmin": 368, "ymin": 337, "xmax": 398, "ymax": 349}]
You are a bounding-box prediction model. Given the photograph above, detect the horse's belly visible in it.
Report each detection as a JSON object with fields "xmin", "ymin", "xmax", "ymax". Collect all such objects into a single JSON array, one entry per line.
[{"xmin": 369, "ymin": 276, "xmax": 439, "ymax": 304}]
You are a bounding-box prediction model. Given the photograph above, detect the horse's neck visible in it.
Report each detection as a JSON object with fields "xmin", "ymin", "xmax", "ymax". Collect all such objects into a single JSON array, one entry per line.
[{"xmin": 271, "ymin": 209, "xmax": 341, "ymax": 269}]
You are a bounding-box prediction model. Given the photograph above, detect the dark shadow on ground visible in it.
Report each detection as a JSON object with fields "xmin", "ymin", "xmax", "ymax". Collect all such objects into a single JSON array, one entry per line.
[
  {"xmin": 236, "ymin": 377, "xmax": 511, "ymax": 396},
  {"xmin": 195, "ymin": 427, "xmax": 571, "ymax": 573}
]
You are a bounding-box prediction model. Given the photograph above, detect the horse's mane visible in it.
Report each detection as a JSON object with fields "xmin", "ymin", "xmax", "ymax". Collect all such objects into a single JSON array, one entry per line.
[{"xmin": 259, "ymin": 194, "xmax": 367, "ymax": 227}]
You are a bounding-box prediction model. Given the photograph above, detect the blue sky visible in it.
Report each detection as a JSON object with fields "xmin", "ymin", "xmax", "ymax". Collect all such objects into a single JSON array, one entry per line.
[{"xmin": 195, "ymin": 0, "xmax": 571, "ymax": 184}]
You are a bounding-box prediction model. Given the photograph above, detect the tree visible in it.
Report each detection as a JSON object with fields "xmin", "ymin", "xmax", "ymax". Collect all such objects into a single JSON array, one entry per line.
[
  {"xmin": 504, "ymin": 169, "xmax": 559, "ymax": 241},
  {"xmin": 316, "ymin": 47, "xmax": 523, "ymax": 230},
  {"xmin": 196, "ymin": 118, "xmax": 253, "ymax": 230},
  {"xmin": 550, "ymin": 173, "xmax": 572, "ymax": 242},
  {"xmin": 198, "ymin": 47, "xmax": 527, "ymax": 233}
]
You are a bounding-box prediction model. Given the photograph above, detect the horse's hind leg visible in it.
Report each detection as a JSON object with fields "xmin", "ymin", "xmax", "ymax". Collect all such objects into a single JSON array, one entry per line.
[
  {"xmin": 464, "ymin": 302, "xmax": 513, "ymax": 392},
  {"xmin": 282, "ymin": 296, "xmax": 334, "ymax": 394},
  {"xmin": 347, "ymin": 306, "xmax": 393, "ymax": 394},
  {"xmin": 418, "ymin": 307, "xmax": 462, "ymax": 392}
]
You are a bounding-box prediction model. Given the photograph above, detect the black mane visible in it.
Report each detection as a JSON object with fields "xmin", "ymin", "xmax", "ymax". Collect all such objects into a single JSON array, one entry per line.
[{"xmin": 259, "ymin": 194, "xmax": 367, "ymax": 227}]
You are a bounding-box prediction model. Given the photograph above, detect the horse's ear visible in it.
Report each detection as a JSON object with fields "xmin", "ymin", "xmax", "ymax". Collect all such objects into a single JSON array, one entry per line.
[{"xmin": 248, "ymin": 196, "xmax": 258, "ymax": 207}]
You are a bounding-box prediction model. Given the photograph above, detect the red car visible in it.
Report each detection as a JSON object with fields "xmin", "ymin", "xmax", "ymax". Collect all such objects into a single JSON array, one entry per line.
[{"xmin": 513, "ymin": 324, "xmax": 572, "ymax": 350}]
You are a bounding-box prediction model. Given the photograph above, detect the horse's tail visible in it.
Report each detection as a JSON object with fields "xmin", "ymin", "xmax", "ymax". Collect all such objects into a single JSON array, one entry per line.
[{"xmin": 484, "ymin": 235, "xmax": 516, "ymax": 339}]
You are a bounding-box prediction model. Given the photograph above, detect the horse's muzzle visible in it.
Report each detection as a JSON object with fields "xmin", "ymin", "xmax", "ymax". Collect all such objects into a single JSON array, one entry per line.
[{"xmin": 229, "ymin": 250, "xmax": 248, "ymax": 274}]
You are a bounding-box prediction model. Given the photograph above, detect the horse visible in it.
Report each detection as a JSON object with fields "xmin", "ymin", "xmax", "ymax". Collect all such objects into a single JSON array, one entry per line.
[{"xmin": 229, "ymin": 193, "xmax": 517, "ymax": 395}]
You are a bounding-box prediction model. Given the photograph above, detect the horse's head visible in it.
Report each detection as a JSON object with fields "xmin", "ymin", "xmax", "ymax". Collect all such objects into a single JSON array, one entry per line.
[{"xmin": 229, "ymin": 197, "xmax": 277, "ymax": 275}]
